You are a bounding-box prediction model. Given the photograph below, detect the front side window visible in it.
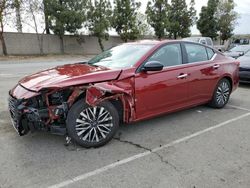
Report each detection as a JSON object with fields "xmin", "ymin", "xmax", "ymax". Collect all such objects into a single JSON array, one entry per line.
[
  {"xmin": 88, "ymin": 44, "xmax": 154, "ymax": 69},
  {"xmin": 185, "ymin": 43, "xmax": 208, "ymax": 63},
  {"xmin": 148, "ymin": 44, "xmax": 182, "ymax": 67}
]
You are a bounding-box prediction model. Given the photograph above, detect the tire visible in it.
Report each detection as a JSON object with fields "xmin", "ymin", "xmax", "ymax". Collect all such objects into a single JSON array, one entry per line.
[
  {"xmin": 209, "ymin": 78, "xmax": 231, "ymax": 108},
  {"xmin": 66, "ymin": 99, "xmax": 119, "ymax": 148}
]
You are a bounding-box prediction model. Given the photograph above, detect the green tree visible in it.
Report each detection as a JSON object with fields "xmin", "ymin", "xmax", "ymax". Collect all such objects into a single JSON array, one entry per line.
[
  {"xmin": 197, "ymin": 0, "xmax": 219, "ymax": 40},
  {"xmin": 112, "ymin": 0, "xmax": 141, "ymax": 42},
  {"xmin": 0, "ymin": 0, "xmax": 12, "ymax": 55},
  {"xmin": 13, "ymin": 0, "xmax": 22, "ymax": 32},
  {"xmin": 216, "ymin": 0, "xmax": 238, "ymax": 44},
  {"xmin": 168, "ymin": 0, "xmax": 197, "ymax": 39},
  {"xmin": 146, "ymin": 0, "xmax": 169, "ymax": 39},
  {"xmin": 43, "ymin": 0, "xmax": 50, "ymax": 34},
  {"xmin": 135, "ymin": 13, "xmax": 154, "ymax": 37},
  {"xmin": 87, "ymin": 0, "xmax": 112, "ymax": 51},
  {"xmin": 47, "ymin": 0, "xmax": 87, "ymax": 53},
  {"xmin": 26, "ymin": 0, "xmax": 46, "ymax": 55}
]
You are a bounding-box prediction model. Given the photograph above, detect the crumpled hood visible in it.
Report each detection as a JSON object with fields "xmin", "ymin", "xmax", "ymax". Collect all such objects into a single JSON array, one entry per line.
[{"xmin": 19, "ymin": 63, "xmax": 122, "ymax": 92}]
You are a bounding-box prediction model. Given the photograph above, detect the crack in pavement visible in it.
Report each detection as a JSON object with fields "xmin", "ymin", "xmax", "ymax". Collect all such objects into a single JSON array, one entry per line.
[{"xmin": 113, "ymin": 137, "xmax": 179, "ymax": 172}]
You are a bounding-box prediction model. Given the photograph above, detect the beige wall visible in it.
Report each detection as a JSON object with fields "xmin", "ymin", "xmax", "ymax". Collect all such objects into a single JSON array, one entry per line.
[{"xmin": 0, "ymin": 32, "xmax": 123, "ymax": 56}]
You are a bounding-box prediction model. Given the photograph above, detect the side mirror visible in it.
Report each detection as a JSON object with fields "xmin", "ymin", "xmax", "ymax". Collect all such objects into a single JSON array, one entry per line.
[{"xmin": 142, "ymin": 61, "xmax": 164, "ymax": 72}]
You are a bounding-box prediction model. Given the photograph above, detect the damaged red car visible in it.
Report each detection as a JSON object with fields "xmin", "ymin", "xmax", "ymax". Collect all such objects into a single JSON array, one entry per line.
[{"xmin": 9, "ymin": 40, "xmax": 239, "ymax": 148}]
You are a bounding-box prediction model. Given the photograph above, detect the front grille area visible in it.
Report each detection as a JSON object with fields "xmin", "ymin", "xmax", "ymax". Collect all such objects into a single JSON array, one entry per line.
[{"xmin": 8, "ymin": 95, "xmax": 20, "ymax": 131}]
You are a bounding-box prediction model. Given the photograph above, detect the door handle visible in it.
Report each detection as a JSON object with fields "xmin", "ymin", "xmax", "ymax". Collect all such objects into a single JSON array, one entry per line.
[
  {"xmin": 213, "ymin": 64, "xmax": 220, "ymax": 69},
  {"xmin": 177, "ymin": 73, "xmax": 188, "ymax": 79}
]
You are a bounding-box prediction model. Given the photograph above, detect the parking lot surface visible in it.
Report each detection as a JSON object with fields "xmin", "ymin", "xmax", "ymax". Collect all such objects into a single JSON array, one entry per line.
[{"xmin": 1, "ymin": 57, "xmax": 250, "ymax": 188}]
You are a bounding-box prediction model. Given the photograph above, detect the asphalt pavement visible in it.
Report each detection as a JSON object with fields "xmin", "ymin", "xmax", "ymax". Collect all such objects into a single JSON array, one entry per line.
[{"xmin": 0, "ymin": 56, "xmax": 250, "ymax": 188}]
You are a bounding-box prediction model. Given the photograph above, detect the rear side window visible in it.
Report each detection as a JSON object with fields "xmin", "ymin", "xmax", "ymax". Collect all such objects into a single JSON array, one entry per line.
[
  {"xmin": 206, "ymin": 48, "xmax": 215, "ymax": 59},
  {"xmin": 185, "ymin": 43, "xmax": 208, "ymax": 63}
]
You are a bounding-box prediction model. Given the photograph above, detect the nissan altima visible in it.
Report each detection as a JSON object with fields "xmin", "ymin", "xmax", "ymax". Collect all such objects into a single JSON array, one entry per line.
[{"xmin": 9, "ymin": 40, "xmax": 239, "ymax": 148}]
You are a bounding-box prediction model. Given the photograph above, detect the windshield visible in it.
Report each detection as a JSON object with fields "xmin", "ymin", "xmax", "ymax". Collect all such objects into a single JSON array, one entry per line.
[
  {"xmin": 88, "ymin": 44, "xmax": 154, "ymax": 69},
  {"xmin": 230, "ymin": 45, "xmax": 250, "ymax": 53}
]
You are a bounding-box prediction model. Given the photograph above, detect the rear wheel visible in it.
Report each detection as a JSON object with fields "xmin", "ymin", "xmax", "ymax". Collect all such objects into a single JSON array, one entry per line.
[
  {"xmin": 66, "ymin": 100, "xmax": 119, "ymax": 148},
  {"xmin": 209, "ymin": 78, "xmax": 231, "ymax": 108}
]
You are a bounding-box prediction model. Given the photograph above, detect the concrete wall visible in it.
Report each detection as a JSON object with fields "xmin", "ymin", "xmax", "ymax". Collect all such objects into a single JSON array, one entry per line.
[{"xmin": 0, "ymin": 32, "xmax": 123, "ymax": 56}]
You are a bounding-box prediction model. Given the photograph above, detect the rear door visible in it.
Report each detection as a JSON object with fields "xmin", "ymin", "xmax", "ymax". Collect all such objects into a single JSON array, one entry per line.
[
  {"xmin": 134, "ymin": 43, "xmax": 190, "ymax": 120},
  {"xmin": 182, "ymin": 43, "xmax": 221, "ymax": 104}
]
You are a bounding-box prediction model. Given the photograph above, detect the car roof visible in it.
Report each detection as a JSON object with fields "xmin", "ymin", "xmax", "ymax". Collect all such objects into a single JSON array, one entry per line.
[{"xmin": 126, "ymin": 39, "xmax": 184, "ymax": 46}]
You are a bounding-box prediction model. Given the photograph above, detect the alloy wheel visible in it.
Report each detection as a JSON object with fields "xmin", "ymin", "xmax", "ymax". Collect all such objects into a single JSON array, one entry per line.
[
  {"xmin": 216, "ymin": 81, "xmax": 230, "ymax": 106},
  {"xmin": 75, "ymin": 106, "xmax": 113, "ymax": 143}
]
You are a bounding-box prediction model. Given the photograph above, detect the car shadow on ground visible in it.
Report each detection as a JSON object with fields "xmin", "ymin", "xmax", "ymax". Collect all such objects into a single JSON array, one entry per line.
[
  {"xmin": 1, "ymin": 103, "xmax": 238, "ymax": 151},
  {"xmin": 239, "ymin": 83, "xmax": 250, "ymax": 89}
]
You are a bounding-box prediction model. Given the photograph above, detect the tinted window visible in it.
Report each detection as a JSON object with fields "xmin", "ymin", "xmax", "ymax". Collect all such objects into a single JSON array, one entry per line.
[
  {"xmin": 185, "ymin": 43, "xmax": 208, "ymax": 63},
  {"xmin": 206, "ymin": 48, "xmax": 215, "ymax": 59},
  {"xmin": 148, "ymin": 44, "xmax": 182, "ymax": 67}
]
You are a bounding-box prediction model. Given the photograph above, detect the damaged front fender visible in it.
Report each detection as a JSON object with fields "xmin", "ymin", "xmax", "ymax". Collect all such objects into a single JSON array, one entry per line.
[{"xmin": 86, "ymin": 81, "xmax": 135, "ymax": 123}]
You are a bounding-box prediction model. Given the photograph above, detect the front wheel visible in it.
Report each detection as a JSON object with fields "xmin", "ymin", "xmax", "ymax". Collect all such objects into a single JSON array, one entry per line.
[
  {"xmin": 66, "ymin": 100, "xmax": 119, "ymax": 148},
  {"xmin": 209, "ymin": 78, "xmax": 231, "ymax": 108}
]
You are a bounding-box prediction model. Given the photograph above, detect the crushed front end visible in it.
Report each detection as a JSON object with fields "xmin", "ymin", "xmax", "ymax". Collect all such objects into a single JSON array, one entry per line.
[{"xmin": 8, "ymin": 84, "xmax": 84, "ymax": 136}]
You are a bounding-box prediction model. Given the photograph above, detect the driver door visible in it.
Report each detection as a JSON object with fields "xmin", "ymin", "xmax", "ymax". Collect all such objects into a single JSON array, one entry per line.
[{"xmin": 134, "ymin": 43, "xmax": 190, "ymax": 120}]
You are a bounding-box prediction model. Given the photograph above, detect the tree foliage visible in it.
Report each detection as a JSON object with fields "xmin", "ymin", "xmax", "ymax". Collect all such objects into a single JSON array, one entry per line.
[
  {"xmin": 197, "ymin": 0, "xmax": 219, "ymax": 40},
  {"xmin": 0, "ymin": 0, "xmax": 13, "ymax": 55},
  {"xmin": 216, "ymin": 0, "xmax": 238, "ymax": 44},
  {"xmin": 46, "ymin": 0, "xmax": 87, "ymax": 53},
  {"xmin": 87, "ymin": 0, "xmax": 112, "ymax": 51},
  {"xmin": 43, "ymin": 0, "xmax": 50, "ymax": 34},
  {"xmin": 135, "ymin": 12, "xmax": 154, "ymax": 37},
  {"xmin": 25, "ymin": 0, "xmax": 46, "ymax": 54},
  {"xmin": 168, "ymin": 0, "xmax": 196, "ymax": 39},
  {"xmin": 146, "ymin": 0, "xmax": 169, "ymax": 39},
  {"xmin": 13, "ymin": 0, "xmax": 22, "ymax": 32},
  {"xmin": 112, "ymin": 0, "xmax": 141, "ymax": 42}
]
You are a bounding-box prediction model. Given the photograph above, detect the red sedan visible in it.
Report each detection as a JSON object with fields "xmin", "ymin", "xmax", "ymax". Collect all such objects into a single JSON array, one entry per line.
[{"xmin": 9, "ymin": 40, "xmax": 239, "ymax": 148}]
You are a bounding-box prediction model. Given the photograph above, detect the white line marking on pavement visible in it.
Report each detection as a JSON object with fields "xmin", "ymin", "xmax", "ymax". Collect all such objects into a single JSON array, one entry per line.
[
  {"xmin": 48, "ymin": 112, "xmax": 250, "ymax": 188},
  {"xmin": 227, "ymin": 105, "xmax": 250, "ymax": 112}
]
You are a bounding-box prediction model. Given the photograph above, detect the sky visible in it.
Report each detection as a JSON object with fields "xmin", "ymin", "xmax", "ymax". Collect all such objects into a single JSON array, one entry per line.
[
  {"xmin": 139, "ymin": 0, "xmax": 250, "ymax": 35},
  {"xmin": 5, "ymin": 0, "xmax": 250, "ymax": 35}
]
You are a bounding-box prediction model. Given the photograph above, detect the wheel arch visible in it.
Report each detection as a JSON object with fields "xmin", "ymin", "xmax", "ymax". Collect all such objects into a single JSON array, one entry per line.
[
  {"xmin": 85, "ymin": 82, "xmax": 135, "ymax": 123},
  {"xmin": 221, "ymin": 75, "xmax": 233, "ymax": 92}
]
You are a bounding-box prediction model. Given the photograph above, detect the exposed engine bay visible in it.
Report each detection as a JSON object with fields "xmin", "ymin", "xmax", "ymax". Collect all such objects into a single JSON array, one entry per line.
[{"xmin": 9, "ymin": 78, "xmax": 135, "ymax": 136}]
